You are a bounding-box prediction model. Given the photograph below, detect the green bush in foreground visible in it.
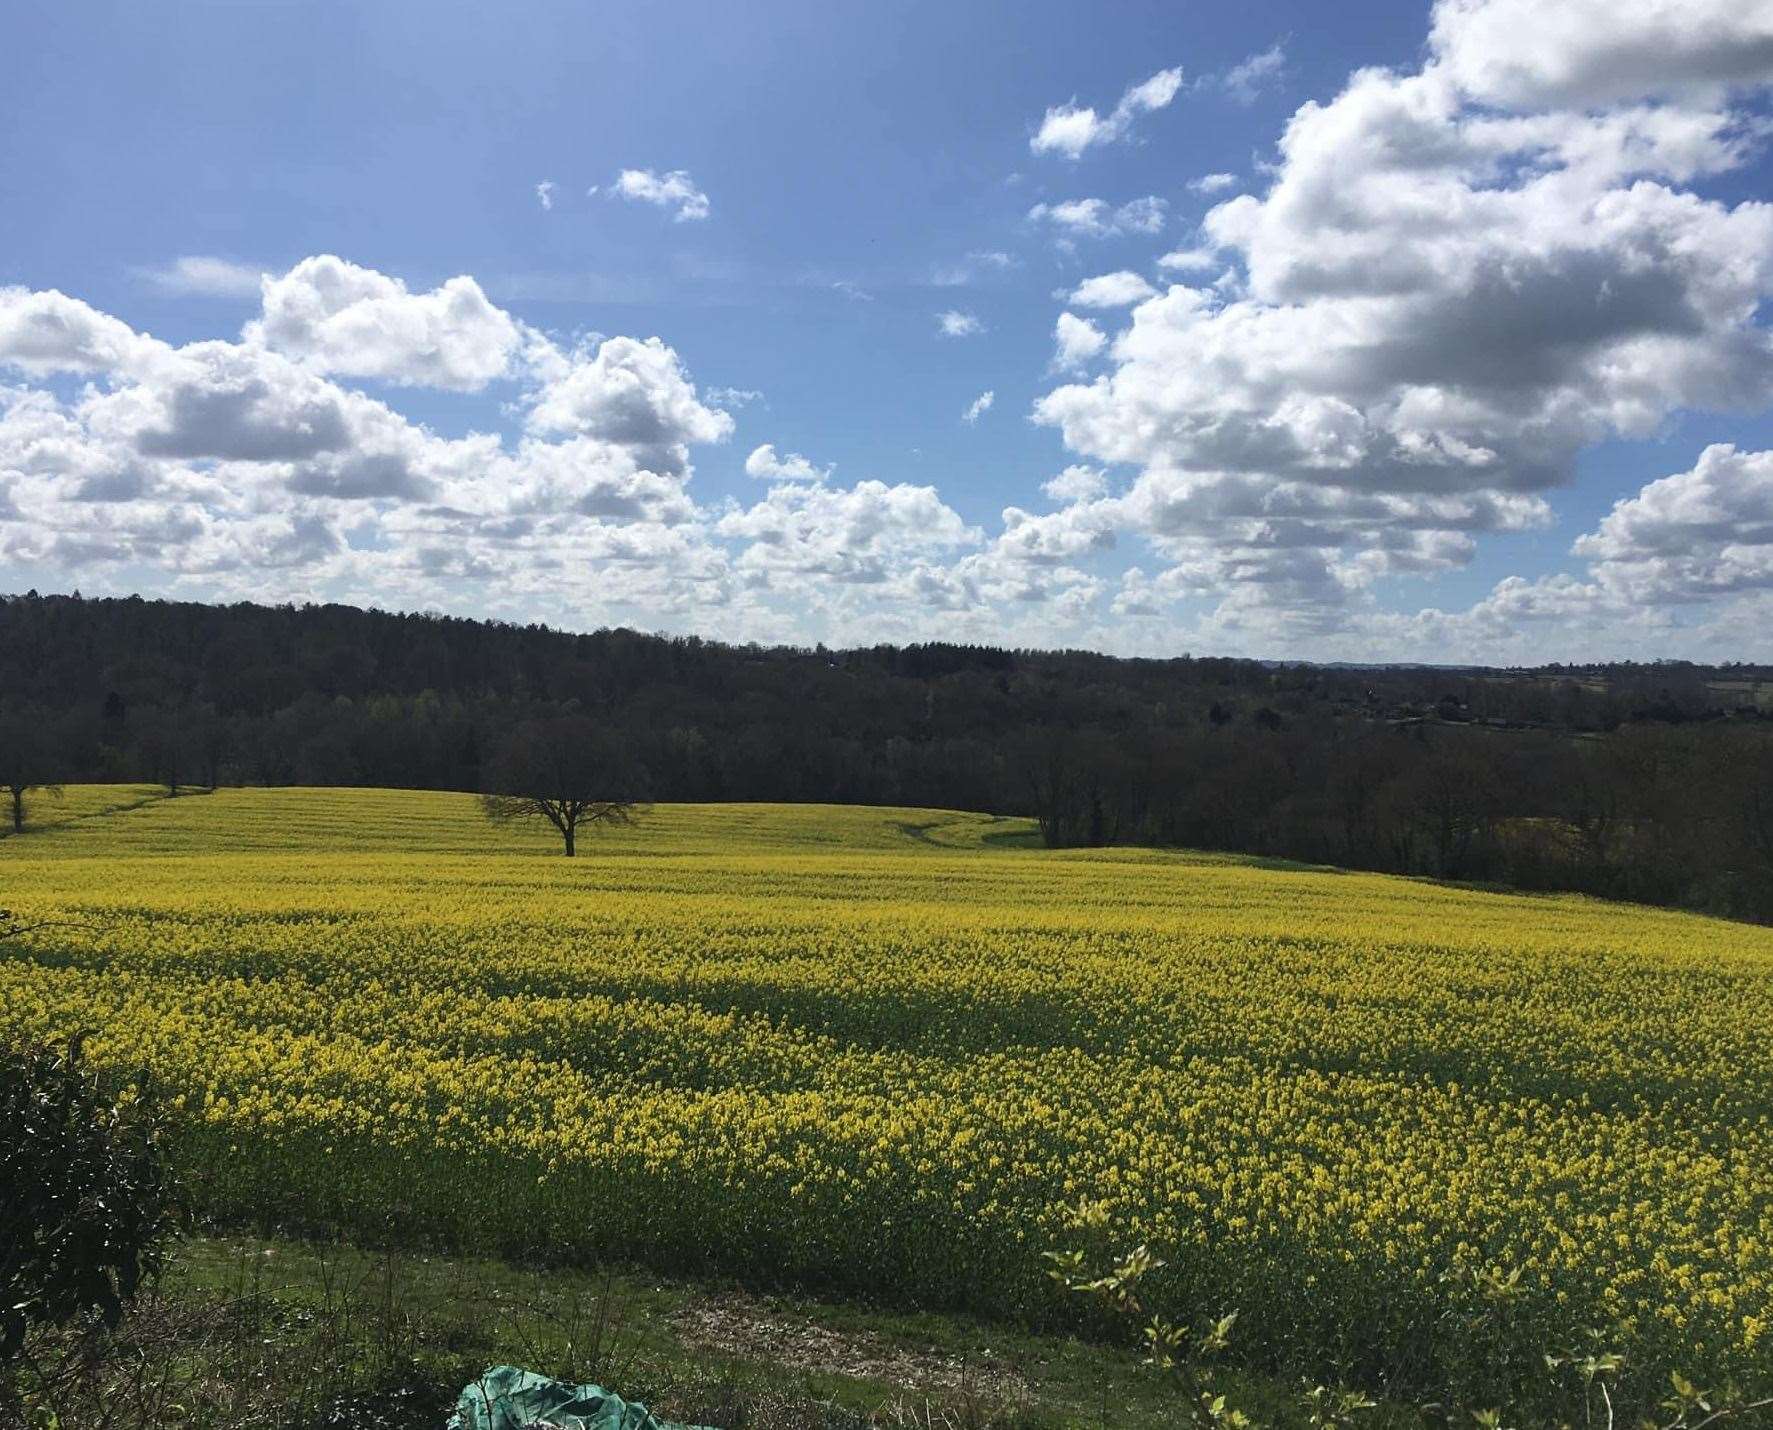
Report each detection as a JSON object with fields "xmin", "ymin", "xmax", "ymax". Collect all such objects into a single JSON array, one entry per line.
[{"xmin": 1, "ymin": 1027, "xmax": 176, "ymax": 1407}]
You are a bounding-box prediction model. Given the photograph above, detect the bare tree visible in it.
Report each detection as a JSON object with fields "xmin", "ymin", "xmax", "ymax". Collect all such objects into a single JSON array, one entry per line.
[
  {"xmin": 1021, "ymin": 730, "xmax": 1081, "ymax": 849},
  {"xmin": 1388, "ymin": 738, "xmax": 1501, "ymax": 879},
  {"xmin": 1737, "ymin": 733, "xmax": 1773, "ymax": 915},
  {"xmin": 480, "ymin": 716, "xmax": 648, "ymax": 856},
  {"xmin": 0, "ymin": 710, "xmax": 62, "ymax": 834}
]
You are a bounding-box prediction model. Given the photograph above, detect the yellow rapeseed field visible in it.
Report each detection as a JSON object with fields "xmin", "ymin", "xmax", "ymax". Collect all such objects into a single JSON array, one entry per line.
[{"xmin": 3, "ymin": 786, "xmax": 1771, "ymax": 1407}]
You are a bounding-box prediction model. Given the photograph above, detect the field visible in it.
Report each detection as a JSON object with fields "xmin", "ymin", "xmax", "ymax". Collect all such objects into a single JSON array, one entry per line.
[{"xmin": 3, "ymin": 787, "xmax": 1772, "ymax": 1415}]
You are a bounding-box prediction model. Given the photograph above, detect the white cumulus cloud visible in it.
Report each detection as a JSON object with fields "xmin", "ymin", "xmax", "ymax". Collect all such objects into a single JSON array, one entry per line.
[
  {"xmin": 525, "ymin": 334, "xmax": 735, "ymax": 473},
  {"xmin": 1032, "ymin": 67, "xmax": 1184, "ymax": 159},
  {"xmin": 744, "ymin": 443, "xmax": 830, "ymax": 482},
  {"xmin": 247, "ymin": 255, "xmax": 523, "ymax": 392},
  {"xmin": 718, "ymin": 479, "xmax": 978, "ymax": 585},
  {"xmin": 1067, "ymin": 272, "xmax": 1157, "ymax": 308},
  {"xmin": 0, "ymin": 261, "xmax": 764, "ymax": 629},
  {"xmin": 1042, "ymin": 464, "xmax": 1108, "ymax": 504},
  {"xmin": 606, "ymin": 168, "xmax": 711, "ymax": 222},
  {"xmin": 1028, "ymin": 0, "xmax": 1773, "ymax": 643},
  {"xmin": 1052, "ymin": 312, "xmax": 1107, "ymax": 370},
  {"xmin": 1429, "ymin": 0, "xmax": 1773, "ymax": 108},
  {"xmin": 0, "ymin": 287, "xmax": 164, "ymax": 378},
  {"xmin": 1572, "ymin": 444, "xmax": 1773, "ymax": 600}
]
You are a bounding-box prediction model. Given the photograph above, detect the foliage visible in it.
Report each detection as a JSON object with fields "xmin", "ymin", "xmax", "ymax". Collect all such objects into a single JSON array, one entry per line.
[
  {"xmin": 1051, "ymin": 1217, "xmax": 1773, "ymax": 1430},
  {"xmin": 1, "ymin": 789, "xmax": 1771, "ymax": 1423},
  {"xmin": 1044, "ymin": 1203, "xmax": 1249, "ymax": 1429},
  {"xmin": 0, "ymin": 1033, "xmax": 176, "ymax": 1378},
  {"xmin": 5, "ymin": 591, "xmax": 1773, "ymax": 919}
]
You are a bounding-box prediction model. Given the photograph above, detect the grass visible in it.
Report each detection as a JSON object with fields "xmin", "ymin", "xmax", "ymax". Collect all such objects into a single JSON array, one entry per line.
[
  {"xmin": 0, "ymin": 781, "xmax": 175, "ymax": 836},
  {"xmin": 84, "ymin": 1230, "xmax": 1400, "ymax": 1430}
]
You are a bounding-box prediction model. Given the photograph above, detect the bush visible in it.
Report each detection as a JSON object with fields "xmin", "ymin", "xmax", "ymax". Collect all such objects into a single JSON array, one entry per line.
[{"xmin": 0, "ymin": 1034, "xmax": 176, "ymax": 1374}]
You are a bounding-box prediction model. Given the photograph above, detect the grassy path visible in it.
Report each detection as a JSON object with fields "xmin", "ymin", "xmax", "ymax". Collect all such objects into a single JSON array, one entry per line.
[{"xmin": 143, "ymin": 1231, "xmax": 1389, "ymax": 1430}]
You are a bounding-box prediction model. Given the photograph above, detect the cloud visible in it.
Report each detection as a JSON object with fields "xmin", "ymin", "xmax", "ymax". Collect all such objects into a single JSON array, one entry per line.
[
  {"xmin": 1106, "ymin": 468, "xmax": 1550, "ymax": 613},
  {"xmin": 992, "ymin": 503, "xmax": 1113, "ymax": 570},
  {"xmin": 1368, "ymin": 445, "xmax": 1773, "ymax": 661},
  {"xmin": 117, "ymin": 342, "xmax": 356, "ymax": 464},
  {"xmin": 1041, "ymin": 97, "xmax": 1773, "ymax": 488},
  {"xmin": 0, "ymin": 262, "xmax": 746, "ymax": 609},
  {"xmin": 1187, "ymin": 172, "xmax": 1239, "ymax": 196},
  {"xmin": 993, "ymin": 502, "xmax": 1116, "ymax": 565},
  {"xmin": 524, "ymin": 334, "xmax": 735, "ymax": 472},
  {"xmin": 1209, "ymin": 44, "xmax": 1287, "ymax": 104},
  {"xmin": 1428, "ymin": 0, "xmax": 1773, "ymax": 108},
  {"xmin": 140, "ymin": 257, "xmax": 266, "ymax": 299},
  {"xmin": 1052, "ymin": 312, "xmax": 1106, "ymax": 370},
  {"xmin": 936, "ymin": 310, "xmax": 984, "ymax": 338},
  {"xmin": 606, "ymin": 168, "xmax": 710, "ymax": 222},
  {"xmin": 495, "ymin": 434, "xmax": 701, "ymax": 524},
  {"xmin": 1157, "ymin": 247, "xmax": 1219, "ymax": 273},
  {"xmin": 1067, "ymin": 271, "xmax": 1157, "ymax": 308},
  {"xmin": 1031, "ymin": 67, "xmax": 1184, "ymax": 159},
  {"xmin": 247, "ymin": 255, "xmax": 523, "ymax": 391},
  {"xmin": 9, "ymin": 126, "xmax": 1773, "ymax": 663},
  {"xmin": 962, "ymin": 391, "xmax": 995, "ymax": 424},
  {"xmin": 706, "ymin": 386, "xmax": 764, "ymax": 408},
  {"xmin": 717, "ymin": 479, "xmax": 978, "ymax": 585},
  {"xmin": 744, "ymin": 442, "xmax": 829, "ymax": 482},
  {"xmin": 0, "ymin": 387, "xmax": 154, "ymax": 504},
  {"xmin": 1027, "ymin": 0, "xmax": 1773, "ymax": 642},
  {"xmin": 1027, "ymin": 196, "xmax": 1167, "ymax": 239},
  {"xmin": 0, "ymin": 287, "xmax": 163, "ymax": 377},
  {"xmin": 931, "ymin": 251, "xmax": 1020, "ymax": 287},
  {"xmin": 0, "ymin": 263, "xmax": 1002, "ymax": 642},
  {"xmin": 1042, "ymin": 464, "xmax": 1108, "ymax": 504},
  {"xmin": 535, "ymin": 181, "xmax": 557, "ymax": 211},
  {"xmin": 1572, "ymin": 444, "xmax": 1773, "ymax": 599}
]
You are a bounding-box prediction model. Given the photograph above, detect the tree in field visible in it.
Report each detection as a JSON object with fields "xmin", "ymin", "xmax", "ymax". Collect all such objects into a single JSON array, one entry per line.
[
  {"xmin": 1020, "ymin": 730, "xmax": 1125, "ymax": 849},
  {"xmin": 135, "ymin": 708, "xmax": 188, "ymax": 796},
  {"xmin": 0, "ymin": 709, "xmax": 62, "ymax": 834},
  {"xmin": 480, "ymin": 716, "xmax": 648, "ymax": 856}
]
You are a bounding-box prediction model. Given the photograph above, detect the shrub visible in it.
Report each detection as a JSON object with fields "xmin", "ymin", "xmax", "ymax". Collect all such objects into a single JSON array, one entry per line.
[{"xmin": 0, "ymin": 1034, "xmax": 176, "ymax": 1375}]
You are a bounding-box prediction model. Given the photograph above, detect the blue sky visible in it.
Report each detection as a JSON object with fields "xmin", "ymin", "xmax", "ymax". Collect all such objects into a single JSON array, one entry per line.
[{"xmin": 4, "ymin": 0, "xmax": 1773, "ymax": 661}]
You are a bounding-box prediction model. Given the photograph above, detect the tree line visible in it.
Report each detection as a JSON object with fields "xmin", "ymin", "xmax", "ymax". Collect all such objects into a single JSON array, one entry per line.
[{"xmin": 2, "ymin": 591, "xmax": 1770, "ymax": 918}]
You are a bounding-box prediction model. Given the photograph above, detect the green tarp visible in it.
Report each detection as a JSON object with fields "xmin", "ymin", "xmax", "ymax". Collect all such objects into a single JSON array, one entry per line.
[{"xmin": 448, "ymin": 1365, "xmax": 714, "ymax": 1430}]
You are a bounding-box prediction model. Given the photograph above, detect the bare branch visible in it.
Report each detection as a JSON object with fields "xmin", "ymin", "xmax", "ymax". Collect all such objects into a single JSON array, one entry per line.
[{"xmin": 478, "ymin": 717, "xmax": 650, "ymax": 856}]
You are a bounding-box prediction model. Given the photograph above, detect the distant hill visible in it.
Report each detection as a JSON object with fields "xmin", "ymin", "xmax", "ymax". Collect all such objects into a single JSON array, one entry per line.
[{"xmin": 2, "ymin": 590, "xmax": 1770, "ymax": 921}]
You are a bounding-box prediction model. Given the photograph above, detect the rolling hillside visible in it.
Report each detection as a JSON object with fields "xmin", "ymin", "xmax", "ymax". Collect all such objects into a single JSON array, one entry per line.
[{"xmin": 3, "ymin": 788, "xmax": 1771, "ymax": 1419}]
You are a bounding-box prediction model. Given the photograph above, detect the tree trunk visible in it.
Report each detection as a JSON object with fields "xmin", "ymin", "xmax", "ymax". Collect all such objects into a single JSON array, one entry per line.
[
  {"xmin": 9, "ymin": 786, "xmax": 21, "ymax": 833},
  {"xmin": 563, "ymin": 823, "xmax": 576, "ymax": 857}
]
